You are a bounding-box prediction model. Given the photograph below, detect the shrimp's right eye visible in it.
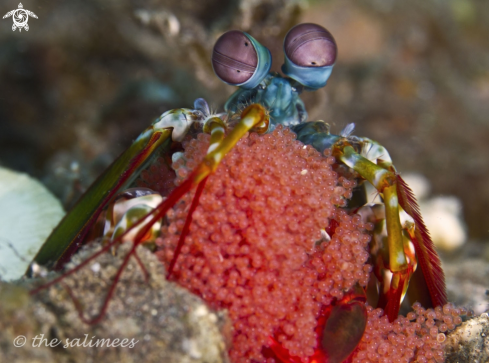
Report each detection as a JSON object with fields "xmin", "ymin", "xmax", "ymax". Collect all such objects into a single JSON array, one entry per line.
[
  {"xmin": 282, "ymin": 23, "xmax": 337, "ymax": 90},
  {"xmin": 212, "ymin": 30, "xmax": 271, "ymax": 89}
]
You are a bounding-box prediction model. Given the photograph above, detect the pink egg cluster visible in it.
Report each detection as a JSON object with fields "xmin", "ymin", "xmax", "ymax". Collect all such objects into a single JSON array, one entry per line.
[
  {"xmin": 154, "ymin": 126, "xmax": 373, "ymax": 362},
  {"xmin": 352, "ymin": 302, "xmax": 465, "ymax": 363},
  {"xmin": 137, "ymin": 156, "xmax": 176, "ymax": 196},
  {"xmin": 137, "ymin": 124, "xmax": 466, "ymax": 363}
]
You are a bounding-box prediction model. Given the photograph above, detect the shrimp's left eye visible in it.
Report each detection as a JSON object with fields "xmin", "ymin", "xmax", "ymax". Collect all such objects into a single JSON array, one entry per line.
[
  {"xmin": 212, "ymin": 30, "xmax": 271, "ymax": 89},
  {"xmin": 282, "ymin": 23, "xmax": 337, "ymax": 90}
]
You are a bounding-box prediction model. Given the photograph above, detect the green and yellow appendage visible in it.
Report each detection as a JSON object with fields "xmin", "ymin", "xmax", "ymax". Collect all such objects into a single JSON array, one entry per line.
[{"xmin": 332, "ymin": 140, "xmax": 446, "ymax": 321}]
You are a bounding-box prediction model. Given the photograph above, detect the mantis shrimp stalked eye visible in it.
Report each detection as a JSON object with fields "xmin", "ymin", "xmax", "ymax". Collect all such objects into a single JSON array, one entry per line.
[
  {"xmin": 28, "ymin": 22, "xmax": 463, "ymax": 363},
  {"xmin": 282, "ymin": 23, "xmax": 337, "ymax": 90},
  {"xmin": 212, "ymin": 30, "xmax": 271, "ymax": 89}
]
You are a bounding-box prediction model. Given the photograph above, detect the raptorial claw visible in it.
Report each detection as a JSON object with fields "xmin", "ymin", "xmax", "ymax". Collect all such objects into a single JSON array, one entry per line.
[
  {"xmin": 319, "ymin": 302, "xmax": 367, "ymax": 363},
  {"xmin": 267, "ymin": 285, "xmax": 368, "ymax": 363},
  {"xmin": 318, "ymin": 287, "xmax": 367, "ymax": 363},
  {"xmin": 330, "ymin": 138, "xmax": 446, "ymax": 322}
]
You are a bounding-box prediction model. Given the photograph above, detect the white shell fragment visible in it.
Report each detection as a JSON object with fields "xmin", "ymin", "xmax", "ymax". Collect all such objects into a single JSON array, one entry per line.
[
  {"xmin": 420, "ymin": 196, "xmax": 466, "ymax": 252},
  {"xmin": 0, "ymin": 167, "xmax": 65, "ymax": 281}
]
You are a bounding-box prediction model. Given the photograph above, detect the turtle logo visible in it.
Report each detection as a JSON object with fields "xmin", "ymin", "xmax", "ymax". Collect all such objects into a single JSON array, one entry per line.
[{"xmin": 3, "ymin": 3, "xmax": 38, "ymax": 32}]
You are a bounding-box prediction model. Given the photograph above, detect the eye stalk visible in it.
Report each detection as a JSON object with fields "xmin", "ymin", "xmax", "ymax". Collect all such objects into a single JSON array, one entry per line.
[
  {"xmin": 212, "ymin": 30, "xmax": 271, "ymax": 89},
  {"xmin": 282, "ymin": 23, "xmax": 337, "ymax": 90}
]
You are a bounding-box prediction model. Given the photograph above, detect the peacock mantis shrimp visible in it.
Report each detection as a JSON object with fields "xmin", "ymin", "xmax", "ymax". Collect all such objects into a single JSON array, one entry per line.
[{"xmin": 28, "ymin": 23, "xmax": 453, "ymax": 363}]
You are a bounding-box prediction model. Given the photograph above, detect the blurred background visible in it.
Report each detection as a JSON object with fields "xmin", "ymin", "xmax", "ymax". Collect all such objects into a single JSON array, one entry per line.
[{"xmin": 0, "ymin": 0, "xmax": 488, "ymax": 246}]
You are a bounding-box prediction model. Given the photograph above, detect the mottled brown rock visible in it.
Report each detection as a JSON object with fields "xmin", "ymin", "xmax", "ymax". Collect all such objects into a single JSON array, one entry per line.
[
  {"xmin": 445, "ymin": 313, "xmax": 489, "ymax": 363},
  {"xmin": 0, "ymin": 244, "xmax": 230, "ymax": 363}
]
